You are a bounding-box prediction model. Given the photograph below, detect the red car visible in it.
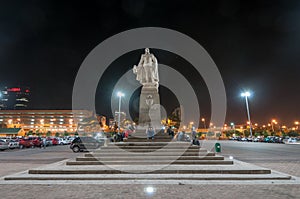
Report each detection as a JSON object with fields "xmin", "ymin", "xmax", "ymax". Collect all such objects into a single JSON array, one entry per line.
[
  {"xmin": 19, "ymin": 138, "xmax": 34, "ymax": 149},
  {"xmin": 29, "ymin": 137, "xmax": 42, "ymax": 147},
  {"xmin": 51, "ymin": 138, "xmax": 59, "ymax": 145}
]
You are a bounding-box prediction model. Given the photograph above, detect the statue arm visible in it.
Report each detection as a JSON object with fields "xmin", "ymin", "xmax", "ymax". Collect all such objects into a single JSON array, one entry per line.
[
  {"xmin": 152, "ymin": 55, "xmax": 159, "ymax": 81},
  {"xmin": 133, "ymin": 65, "xmax": 137, "ymax": 74}
]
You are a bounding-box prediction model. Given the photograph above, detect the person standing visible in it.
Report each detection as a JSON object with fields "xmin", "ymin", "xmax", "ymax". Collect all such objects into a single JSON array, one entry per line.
[{"xmin": 42, "ymin": 137, "xmax": 47, "ymax": 149}]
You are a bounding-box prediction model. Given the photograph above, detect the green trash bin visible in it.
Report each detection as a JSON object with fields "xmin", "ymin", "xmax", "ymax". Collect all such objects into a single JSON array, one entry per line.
[{"xmin": 215, "ymin": 143, "xmax": 221, "ymax": 153}]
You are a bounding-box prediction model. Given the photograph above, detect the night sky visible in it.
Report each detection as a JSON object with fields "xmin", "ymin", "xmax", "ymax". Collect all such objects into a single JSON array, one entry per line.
[{"xmin": 1, "ymin": 0, "xmax": 300, "ymax": 126}]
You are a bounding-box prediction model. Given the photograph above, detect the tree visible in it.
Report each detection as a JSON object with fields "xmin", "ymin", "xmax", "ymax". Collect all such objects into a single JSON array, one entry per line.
[
  {"xmin": 263, "ymin": 131, "xmax": 269, "ymax": 137},
  {"xmin": 46, "ymin": 131, "xmax": 51, "ymax": 137},
  {"xmin": 225, "ymin": 131, "xmax": 231, "ymax": 137},
  {"xmin": 27, "ymin": 130, "xmax": 33, "ymax": 136},
  {"xmin": 254, "ymin": 132, "xmax": 261, "ymax": 137},
  {"xmin": 244, "ymin": 130, "xmax": 250, "ymax": 137},
  {"xmin": 287, "ymin": 131, "xmax": 299, "ymax": 137},
  {"xmin": 55, "ymin": 132, "xmax": 60, "ymax": 137},
  {"xmin": 74, "ymin": 131, "xmax": 79, "ymax": 136},
  {"xmin": 64, "ymin": 131, "xmax": 69, "ymax": 137}
]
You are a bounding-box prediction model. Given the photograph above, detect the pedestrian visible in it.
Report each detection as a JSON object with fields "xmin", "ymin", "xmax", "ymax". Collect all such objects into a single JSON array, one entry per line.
[
  {"xmin": 178, "ymin": 131, "xmax": 185, "ymax": 141},
  {"xmin": 167, "ymin": 126, "xmax": 174, "ymax": 138},
  {"xmin": 42, "ymin": 138, "xmax": 47, "ymax": 149},
  {"xmin": 146, "ymin": 126, "xmax": 155, "ymax": 140},
  {"xmin": 191, "ymin": 128, "xmax": 199, "ymax": 146}
]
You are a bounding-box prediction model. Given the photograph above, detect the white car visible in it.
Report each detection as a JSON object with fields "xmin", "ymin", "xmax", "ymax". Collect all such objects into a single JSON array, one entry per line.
[
  {"xmin": 286, "ymin": 138, "xmax": 297, "ymax": 144},
  {"xmin": 57, "ymin": 138, "xmax": 69, "ymax": 145},
  {"xmin": 8, "ymin": 140, "xmax": 19, "ymax": 149}
]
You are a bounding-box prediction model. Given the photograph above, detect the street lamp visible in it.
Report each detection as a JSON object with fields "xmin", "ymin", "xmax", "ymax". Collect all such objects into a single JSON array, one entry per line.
[
  {"xmin": 117, "ymin": 91, "xmax": 124, "ymax": 134},
  {"xmin": 294, "ymin": 121, "xmax": 299, "ymax": 130},
  {"xmin": 201, "ymin": 118, "xmax": 206, "ymax": 129},
  {"xmin": 241, "ymin": 91, "xmax": 253, "ymax": 137},
  {"xmin": 271, "ymin": 119, "xmax": 277, "ymax": 132}
]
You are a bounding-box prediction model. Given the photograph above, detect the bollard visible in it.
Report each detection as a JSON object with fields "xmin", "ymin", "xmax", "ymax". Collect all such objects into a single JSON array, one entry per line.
[{"xmin": 215, "ymin": 143, "xmax": 221, "ymax": 153}]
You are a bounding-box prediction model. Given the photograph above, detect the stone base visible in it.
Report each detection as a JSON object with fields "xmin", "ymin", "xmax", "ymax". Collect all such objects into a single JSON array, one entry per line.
[{"xmin": 138, "ymin": 86, "xmax": 161, "ymax": 128}]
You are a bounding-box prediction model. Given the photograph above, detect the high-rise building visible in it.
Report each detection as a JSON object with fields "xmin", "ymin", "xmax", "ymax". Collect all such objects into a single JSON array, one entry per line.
[
  {"xmin": 0, "ymin": 109, "xmax": 92, "ymax": 133},
  {"xmin": 0, "ymin": 87, "xmax": 30, "ymax": 110}
]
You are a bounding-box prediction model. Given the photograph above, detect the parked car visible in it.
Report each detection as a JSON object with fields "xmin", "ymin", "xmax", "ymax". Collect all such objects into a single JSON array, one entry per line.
[
  {"xmin": 28, "ymin": 137, "xmax": 42, "ymax": 147},
  {"xmin": 51, "ymin": 138, "xmax": 59, "ymax": 145},
  {"xmin": 285, "ymin": 137, "xmax": 297, "ymax": 144},
  {"xmin": 19, "ymin": 138, "xmax": 34, "ymax": 149},
  {"xmin": 0, "ymin": 139, "xmax": 9, "ymax": 151},
  {"xmin": 70, "ymin": 136, "xmax": 103, "ymax": 152},
  {"xmin": 8, "ymin": 139, "xmax": 19, "ymax": 149},
  {"xmin": 45, "ymin": 137, "xmax": 53, "ymax": 146},
  {"xmin": 57, "ymin": 138, "xmax": 69, "ymax": 145}
]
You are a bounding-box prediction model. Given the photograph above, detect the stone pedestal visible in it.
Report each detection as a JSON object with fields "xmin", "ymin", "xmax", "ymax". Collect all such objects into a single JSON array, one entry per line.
[{"xmin": 138, "ymin": 86, "xmax": 161, "ymax": 128}]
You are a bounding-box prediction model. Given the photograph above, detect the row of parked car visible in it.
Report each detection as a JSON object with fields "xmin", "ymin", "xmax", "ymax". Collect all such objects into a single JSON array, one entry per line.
[
  {"xmin": 230, "ymin": 136, "xmax": 299, "ymax": 144},
  {"xmin": 0, "ymin": 136, "xmax": 75, "ymax": 151}
]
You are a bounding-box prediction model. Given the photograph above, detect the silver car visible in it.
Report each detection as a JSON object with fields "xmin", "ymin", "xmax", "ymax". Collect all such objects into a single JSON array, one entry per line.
[{"xmin": 0, "ymin": 139, "xmax": 9, "ymax": 151}]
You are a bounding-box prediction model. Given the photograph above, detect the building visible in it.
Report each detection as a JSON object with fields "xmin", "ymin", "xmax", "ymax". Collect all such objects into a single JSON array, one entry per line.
[
  {"xmin": 0, "ymin": 110, "xmax": 93, "ymax": 134},
  {"xmin": 0, "ymin": 87, "xmax": 30, "ymax": 110},
  {"xmin": 0, "ymin": 128, "xmax": 25, "ymax": 137}
]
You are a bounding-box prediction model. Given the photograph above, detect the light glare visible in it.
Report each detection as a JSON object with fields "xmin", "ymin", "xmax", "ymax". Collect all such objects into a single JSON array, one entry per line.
[
  {"xmin": 241, "ymin": 91, "xmax": 251, "ymax": 97},
  {"xmin": 117, "ymin": 91, "xmax": 124, "ymax": 97},
  {"xmin": 145, "ymin": 186, "xmax": 155, "ymax": 195}
]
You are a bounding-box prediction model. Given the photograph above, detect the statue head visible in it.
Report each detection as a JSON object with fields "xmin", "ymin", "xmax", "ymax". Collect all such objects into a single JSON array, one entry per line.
[{"xmin": 145, "ymin": 48, "xmax": 150, "ymax": 54}]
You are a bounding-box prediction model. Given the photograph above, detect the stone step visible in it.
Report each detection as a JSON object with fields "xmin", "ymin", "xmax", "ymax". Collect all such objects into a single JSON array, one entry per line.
[
  {"xmin": 129, "ymin": 134, "xmax": 170, "ymax": 138},
  {"xmin": 65, "ymin": 160, "xmax": 233, "ymax": 165},
  {"xmin": 104, "ymin": 146, "xmax": 201, "ymax": 150},
  {"xmin": 111, "ymin": 142, "xmax": 190, "ymax": 146},
  {"xmin": 27, "ymin": 168, "xmax": 271, "ymax": 175},
  {"xmin": 126, "ymin": 139, "xmax": 172, "ymax": 142},
  {"xmin": 84, "ymin": 152, "xmax": 216, "ymax": 157},
  {"xmin": 5, "ymin": 173, "xmax": 291, "ymax": 181},
  {"xmin": 76, "ymin": 156, "xmax": 224, "ymax": 161},
  {"xmin": 96, "ymin": 149, "xmax": 208, "ymax": 153}
]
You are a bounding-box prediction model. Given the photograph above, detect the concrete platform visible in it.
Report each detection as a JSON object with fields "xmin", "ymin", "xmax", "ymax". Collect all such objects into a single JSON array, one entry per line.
[
  {"xmin": 2, "ymin": 159, "xmax": 292, "ymax": 182},
  {"xmin": 76, "ymin": 156, "xmax": 225, "ymax": 161},
  {"xmin": 65, "ymin": 160, "xmax": 234, "ymax": 165}
]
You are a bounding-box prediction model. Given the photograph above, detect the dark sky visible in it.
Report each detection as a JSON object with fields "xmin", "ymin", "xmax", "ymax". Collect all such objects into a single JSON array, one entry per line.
[{"xmin": 1, "ymin": 0, "xmax": 300, "ymax": 126}]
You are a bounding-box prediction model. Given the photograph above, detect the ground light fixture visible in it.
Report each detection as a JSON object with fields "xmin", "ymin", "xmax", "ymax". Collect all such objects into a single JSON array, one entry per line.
[{"xmin": 144, "ymin": 186, "xmax": 155, "ymax": 195}]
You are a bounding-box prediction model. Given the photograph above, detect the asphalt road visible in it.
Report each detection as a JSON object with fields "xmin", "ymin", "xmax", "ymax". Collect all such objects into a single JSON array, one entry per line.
[
  {"xmin": 0, "ymin": 145, "xmax": 78, "ymax": 177},
  {"xmin": 220, "ymin": 140, "xmax": 300, "ymax": 163},
  {"xmin": 1, "ymin": 141, "xmax": 299, "ymax": 177},
  {"xmin": 218, "ymin": 140, "xmax": 300, "ymax": 178}
]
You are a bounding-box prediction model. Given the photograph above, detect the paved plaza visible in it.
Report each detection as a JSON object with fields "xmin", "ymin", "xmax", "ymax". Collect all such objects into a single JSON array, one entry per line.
[{"xmin": 0, "ymin": 142, "xmax": 299, "ymax": 198}]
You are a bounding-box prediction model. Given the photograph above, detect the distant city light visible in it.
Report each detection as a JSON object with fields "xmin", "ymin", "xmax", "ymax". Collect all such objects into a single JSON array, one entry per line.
[{"xmin": 7, "ymin": 87, "xmax": 21, "ymax": 92}]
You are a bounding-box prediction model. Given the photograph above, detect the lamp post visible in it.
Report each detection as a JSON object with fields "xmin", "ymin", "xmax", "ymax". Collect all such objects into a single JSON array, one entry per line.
[
  {"xmin": 241, "ymin": 91, "xmax": 253, "ymax": 137},
  {"xmin": 117, "ymin": 91, "xmax": 124, "ymax": 134},
  {"xmin": 201, "ymin": 118, "xmax": 206, "ymax": 129},
  {"xmin": 271, "ymin": 119, "xmax": 277, "ymax": 132}
]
